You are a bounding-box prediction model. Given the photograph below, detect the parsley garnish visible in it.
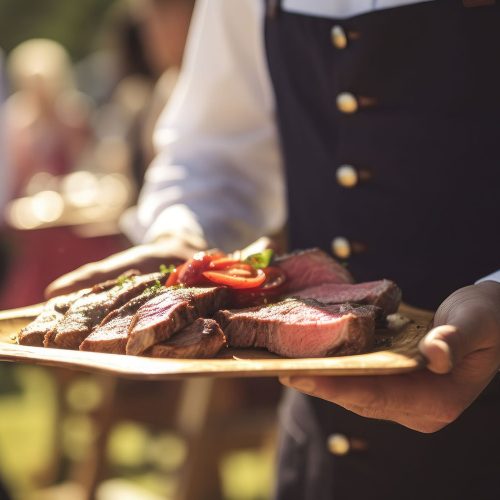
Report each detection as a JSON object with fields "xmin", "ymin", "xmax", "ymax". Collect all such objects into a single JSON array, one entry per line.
[
  {"xmin": 143, "ymin": 279, "xmax": 164, "ymax": 295},
  {"xmin": 245, "ymin": 249, "xmax": 274, "ymax": 269},
  {"xmin": 117, "ymin": 274, "xmax": 134, "ymax": 287},
  {"xmin": 159, "ymin": 264, "xmax": 175, "ymax": 275}
]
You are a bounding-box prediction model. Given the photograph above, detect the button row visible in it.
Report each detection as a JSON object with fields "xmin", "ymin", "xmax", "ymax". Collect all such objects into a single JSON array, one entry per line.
[{"xmin": 331, "ymin": 24, "xmax": 367, "ymax": 263}]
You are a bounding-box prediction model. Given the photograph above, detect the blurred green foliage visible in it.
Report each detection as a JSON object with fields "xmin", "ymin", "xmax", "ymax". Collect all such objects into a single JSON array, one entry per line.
[{"xmin": 0, "ymin": 0, "xmax": 116, "ymax": 59}]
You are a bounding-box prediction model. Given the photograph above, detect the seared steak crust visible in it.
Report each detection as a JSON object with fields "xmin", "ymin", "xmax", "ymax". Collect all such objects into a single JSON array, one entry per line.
[
  {"xmin": 18, "ymin": 289, "xmax": 91, "ymax": 347},
  {"xmin": 44, "ymin": 273, "xmax": 163, "ymax": 349},
  {"xmin": 216, "ymin": 298, "xmax": 377, "ymax": 358},
  {"xmin": 291, "ymin": 280, "xmax": 401, "ymax": 316},
  {"xmin": 126, "ymin": 287, "xmax": 230, "ymax": 355},
  {"xmin": 147, "ymin": 319, "xmax": 226, "ymax": 358},
  {"xmin": 80, "ymin": 288, "xmax": 164, "ymax": 354},
  {"xmin": 275, "ymin": 249, "xmax": 354, "ymax": 292}
]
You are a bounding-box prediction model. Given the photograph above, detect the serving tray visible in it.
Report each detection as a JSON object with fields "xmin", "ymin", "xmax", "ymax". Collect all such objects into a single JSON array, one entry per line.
[{"xmin": 0, "ymin": 303, "xmax": 432, "ymax": 380}]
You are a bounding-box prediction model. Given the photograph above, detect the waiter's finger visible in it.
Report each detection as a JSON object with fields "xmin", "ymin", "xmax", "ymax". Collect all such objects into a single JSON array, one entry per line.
[{"xmin": 280, "ymin": 371, "xmax": 472, "ymax": 425}]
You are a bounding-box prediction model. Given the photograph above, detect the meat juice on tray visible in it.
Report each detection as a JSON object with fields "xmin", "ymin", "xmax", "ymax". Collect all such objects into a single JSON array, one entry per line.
[{"xmin": 17, "ymin": 248, "xmax": 402, "ymax": 359}]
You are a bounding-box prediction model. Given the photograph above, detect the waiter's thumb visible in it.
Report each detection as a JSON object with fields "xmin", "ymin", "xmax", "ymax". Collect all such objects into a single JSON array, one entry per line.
[
  {"xmin": 418, "ymin": 324, "xmax": 458, "ymax": 374},
  {"xmin": 419, "ymin": 284, "xmax": 500, "ymax": 375}
]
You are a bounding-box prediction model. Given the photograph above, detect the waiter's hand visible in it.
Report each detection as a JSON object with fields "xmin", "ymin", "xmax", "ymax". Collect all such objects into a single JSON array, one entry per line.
[
  {"xmin": 44, "ymin": 237, "xmax": 200, "ymax": 299},
  {"xmin": 280, "ymin": 281, "xmax": 500, "ymax": 433}
]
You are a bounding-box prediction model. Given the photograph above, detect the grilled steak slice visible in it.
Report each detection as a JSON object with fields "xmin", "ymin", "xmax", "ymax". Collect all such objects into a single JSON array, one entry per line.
[
  {"xmin": 291, "ymin": 280, "xmax": 401, "ymax": 316},
  {"xmin": 18, "ymin": 289, "xmax": 90, "ymax": 347},
  {"xmin": 50, "ymin": 270, "xmax": 141, "ymax": 314},
  {"xmin": 44, "ymin": 273, "xmax": 163, "ymax": 349},
  {"xmin": 216, "ymin": 298, "xmax": 377, "ymax": 358},
  {"xmin": 127, "ymin": 286, "xmax": 230, "ymax": 355},
  {"xmin": 147, "ymin": 319, "xmax": 226, "ymax": 358},
  {"xmin": 275, "ymin": 249, "xmax": 354, "ymax": 292},
  {"xmin": 80, "ymin": 288, "xmax": 165, "ymax": 354},
  {"xmin": 19, "ymin": 301, "xmax": 63, "ymax": 347}
]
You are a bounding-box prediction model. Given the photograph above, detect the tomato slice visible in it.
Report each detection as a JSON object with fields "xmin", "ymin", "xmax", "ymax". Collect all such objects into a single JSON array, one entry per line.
[
  {"xmin": 202, "ymin": 269, "xmax": 266, "ymax": 289},
  {"xmin": 164, "ymin": 255, "xmax": 287, "ymax": 295},
  {"xmin": 230, "ymin": 267, "xmax": 287, "ymax": 307},
  {"xmin": 165, "ymin": 262, "xmax": 186, "ymax": 286},
  {"xmin": 260, "ymin": 267, "xmax": 287, "ymax": 290},
  {"xmin": 209, "ymin": 257, "xmax": 242, "ymax": 270}
]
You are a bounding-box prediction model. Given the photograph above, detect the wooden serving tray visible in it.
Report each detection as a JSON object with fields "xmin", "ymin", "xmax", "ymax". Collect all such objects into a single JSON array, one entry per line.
[{"xmin": 0, "ymin": 303, "xmax": 432, "ymax": 380}]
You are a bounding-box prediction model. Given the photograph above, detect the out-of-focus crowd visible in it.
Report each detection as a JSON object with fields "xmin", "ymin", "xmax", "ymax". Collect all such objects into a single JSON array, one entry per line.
[{"xmin": 0, "ymin": 0, "xmax": 194, "ymax": 309}]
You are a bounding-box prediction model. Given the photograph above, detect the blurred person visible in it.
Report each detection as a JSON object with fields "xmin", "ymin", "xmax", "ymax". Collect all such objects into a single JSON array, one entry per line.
[
  {"xmin": 5, "ymin": 39, "xmax": 91, "ymax": 197},
  {"xmin": 0, "ymin": 40, "xmax": 125, "ymax": 309},
  {"xmin": 80, "ymin": 0, "xmax": 195, "ymax": 191},
  {"xmin": 46, "ymin": 1, "xmax": 500, "ymax": 500},
  {"xmin": 0, "ymin": 45, "xmax": 13, "ymax": 500},
  {"xmin": 0, "ymin": 48, "xmax": 10, "ymax": 288},
  {"xmin": 132, "ymin": 0, "xmax": 195, "ymax": 174},
  {"xmin": 135, "ymin": 0, "xmax": 194, "ymax": 76},
  {"xmin": 0, "ymin": 49, "xmax": 10, "ymax": 218}
]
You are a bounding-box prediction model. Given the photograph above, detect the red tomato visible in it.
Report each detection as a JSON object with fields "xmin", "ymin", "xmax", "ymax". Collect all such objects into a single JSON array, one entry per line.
[
  {"xmin": 163, "ymin": 253, "xmax": 287, "ymax": 298},
  {"xmin": 202, "ymin": 269, "xmax": 266, "ymax": 289},
  {"xmin": 165, "ymin": 263, "xmax": 184, "ymax": 286},
  {"xmin": 178, "ymin": 253, "xmax": 214, "ymax": 286}
]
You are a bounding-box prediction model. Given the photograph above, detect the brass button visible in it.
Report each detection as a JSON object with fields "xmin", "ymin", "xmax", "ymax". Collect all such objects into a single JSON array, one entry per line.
[
  {"xmin": 336, "ymin": 92, "xmax": 358, "ymax": 114},
  {"xmin": 331, "ymin": 237, "xmax": 351, "ymax": 259},
  {"xmin": 327, "ymin": 433, "xmax": 350, "ymax": 456},
  {"xmin": 336, "ymin": 165, "xmax": 358, "ymax": 188},
  {"xmin": 331, "ymin": 25, "xmax": 347, "ymax": 49}
]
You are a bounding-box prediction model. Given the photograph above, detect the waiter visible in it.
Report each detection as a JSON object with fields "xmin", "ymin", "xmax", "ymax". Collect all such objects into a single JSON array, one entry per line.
[{"xmin": 48, "ymin": 1, "xmax": 500, "ymax": 499}]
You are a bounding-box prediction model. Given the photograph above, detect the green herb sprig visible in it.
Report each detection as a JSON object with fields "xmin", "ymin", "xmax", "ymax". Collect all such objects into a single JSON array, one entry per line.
[
  {"xmin": 244, "ymin": 249, "xmax": 274, "ymax": 269},
  {"xmin": 159, "ymin": 264, "xmax": 176, "ymax": 275},
  {"xmin": 143, "ymin": 279, "xmax": 164, "ymax": 296},
  {"xmin": 117, "ymin": 274, "xmax": 134, "ymax": 287}
]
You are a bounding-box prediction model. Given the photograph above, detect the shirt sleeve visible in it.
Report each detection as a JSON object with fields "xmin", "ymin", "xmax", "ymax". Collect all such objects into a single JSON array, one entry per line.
[
  {"xmin": 121, "ymin": 0, "xmax": 286, "ymax": 252},
  {"xmin": 476, "ymin": 271, "xmax": 500, "ymax": 285}
]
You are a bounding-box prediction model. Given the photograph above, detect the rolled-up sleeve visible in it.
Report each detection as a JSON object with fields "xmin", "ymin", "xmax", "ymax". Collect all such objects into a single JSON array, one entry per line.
[{"xmin": 121, "ymin": 0, "xmax": 286, "ymax": 252}]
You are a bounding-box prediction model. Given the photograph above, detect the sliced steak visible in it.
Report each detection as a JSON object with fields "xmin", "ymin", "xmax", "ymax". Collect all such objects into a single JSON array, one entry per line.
[
  {"xmin": 215, "ymin": 298, "xmax": 377, "ymax": 358},
  {"xmin": 50, "ymin": 270, "xmax": 140, "ymax": 314},
  {"xmin": 291, "ymin": 280, "xmax": 401, "ymax": 316},
  {"xmin": 44, "ymin": 273, "xmax": 163, "ymax": 349},
  {"xmin": 18, "ymin": 289, "xmax": 90, "ymax": 347},
  {"xmin": 126, "ymin": 286, "xmax": 230, "ymax": 355},
  {"xmin": 147, "ymin": 319, "xmax": 226, "ymax": 358},
  {"xmin": 19, "ymin": 271, "xmax": 142, "ymax": 347},
  {"xmin": 275, "ymin": 248, "xmax": 353, "ymax": 292},
  {"xmin": 79, "ymin": 287, "xmax": 165, "ymax": 354}
]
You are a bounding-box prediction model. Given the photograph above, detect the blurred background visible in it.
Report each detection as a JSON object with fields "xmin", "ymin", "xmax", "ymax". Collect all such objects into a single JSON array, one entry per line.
[{"xmin": 0, "ymin": 1, "xmax": 280, "ymax": 498}]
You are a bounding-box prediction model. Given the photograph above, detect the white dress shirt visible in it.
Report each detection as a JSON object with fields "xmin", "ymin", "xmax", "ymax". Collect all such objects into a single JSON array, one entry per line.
[
  {"xmin": 123, "ymin": 0, "xmax": 282, "ymax": 251},
  {"xmin": 123, "ymin": 0, "xmax": 432, "ymax": 251},
  {"xmin": 121, "ymin": 0, "xmax": 499, "ymax": 282}
]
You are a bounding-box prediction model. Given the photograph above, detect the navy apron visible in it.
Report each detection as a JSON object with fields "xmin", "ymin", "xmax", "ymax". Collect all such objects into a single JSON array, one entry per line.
[{"xmin": 264, "ymin": 1, "xmax": 500, "ymax": 499}]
